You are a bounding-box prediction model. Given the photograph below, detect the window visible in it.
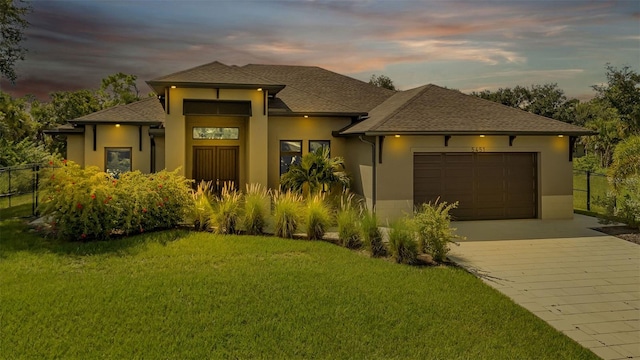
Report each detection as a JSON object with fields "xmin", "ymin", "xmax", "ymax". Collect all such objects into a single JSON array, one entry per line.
[
  {"xmin": 192, "ymin": 127, "xmax": 239, "ymax": 140},
  {"xmin": 309, "ymin": 140, "xmax": 330, "ymax": 156},
  {"xmin": 280, "ymin": 140, "xmax": 302, "ymax": 175},
  {"xmin": 105, "ymin": 147, "xmax": 132, "ymax": 178}
]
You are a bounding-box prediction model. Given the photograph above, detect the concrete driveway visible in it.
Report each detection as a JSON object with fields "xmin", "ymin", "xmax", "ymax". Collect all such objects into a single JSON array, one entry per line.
[{"xmin": 448, "ymin": 215, "xmax": 640, "ymax": 360}]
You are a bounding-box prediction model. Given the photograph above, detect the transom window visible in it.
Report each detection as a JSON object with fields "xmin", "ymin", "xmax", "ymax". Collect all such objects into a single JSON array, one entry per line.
[
  {"xmin": 280, "ymin": 140, "xmax": 302, "ymax": 176},
  {"xmin": 192, "ymin": 127, "xmax": 239, "ymax": 140},
  {"xmin": 309, "ymin": 140, "xmax": 330, "ymax": 156},
  {"xmin": 105, "ymin": 147, "xmax": 132, "ymax": 178}
]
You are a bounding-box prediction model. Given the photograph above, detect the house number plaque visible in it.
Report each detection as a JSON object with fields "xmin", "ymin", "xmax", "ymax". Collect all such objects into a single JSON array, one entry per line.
[{"xmin": 471, "ymin": 147, "xmax": 486, "ymax": 152}]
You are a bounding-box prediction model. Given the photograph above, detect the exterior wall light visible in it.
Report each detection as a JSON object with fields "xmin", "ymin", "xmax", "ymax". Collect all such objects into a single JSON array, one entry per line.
[
  {"xmin": 479, "ymin": 135, "xmax": 485, "ymax": 138},
  {"xmin": 257, "ymin": 88, "xmax": 263, "ymax": 92},
  {"xmin": 304, "ymin": 115, "xmax": 309, "ymax": 118},
  {"xmin": 395, "ymin": 135, "xmax": 401, "ymax": 138},
  {"xmin": 115, "ymin": 124, "xmax": 121, "ymax": 127},
  {"xmin": 558, "ymin": 135, "xmax": 564, "ymax": 137},
  {"xmin": 170, "ymin": 85, "xmax": 176, "ymax": 89}
]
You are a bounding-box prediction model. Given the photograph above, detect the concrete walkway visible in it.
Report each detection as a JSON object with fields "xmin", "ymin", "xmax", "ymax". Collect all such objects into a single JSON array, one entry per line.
[{"xmin": 448, "ymin": 215, "xmax": 640, "ymax": 360}]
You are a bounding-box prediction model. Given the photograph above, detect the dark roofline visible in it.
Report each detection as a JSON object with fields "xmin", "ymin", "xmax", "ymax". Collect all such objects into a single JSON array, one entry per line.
[
  {"xmin": 362, "ymin": 130, "xmax": 597, "ymax": 136},
  {"xmin": 336, "ymin": 129, "xmax": 596, "ymax": 137},
  {"xmin": 146, "ymin": 81, "xmax": 286, "ymax": 94},
  {"xmin": 268, "ymin": 110, "xmax": 366, "ymax": 118},
  {"xmin": 68, "ymin": 120, "xmax": 163, "ymax": 126},
  {"xmin": 43, "ymin": 126, "xmax": 84, "ymax": 135}
]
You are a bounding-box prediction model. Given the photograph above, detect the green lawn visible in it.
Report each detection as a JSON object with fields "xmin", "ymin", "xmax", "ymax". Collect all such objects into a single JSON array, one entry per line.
[
  {"xmin": 0, "ymin": 192, "xmax": 35, "ymax": 219},
  {"xmin": 0, "ymin": 220, "xmax": 597, "ymax": 359}
]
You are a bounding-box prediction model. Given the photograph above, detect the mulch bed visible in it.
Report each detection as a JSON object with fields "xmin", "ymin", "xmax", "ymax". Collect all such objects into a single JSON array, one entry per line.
[{"xmin": 593, "ymin": 226, "xmax": 640, "ymax": 245}]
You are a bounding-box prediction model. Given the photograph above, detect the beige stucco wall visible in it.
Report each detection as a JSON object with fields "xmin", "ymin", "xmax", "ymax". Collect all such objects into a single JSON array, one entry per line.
[
  {"xmin": 153, "ymin": 135, "xmax": 165, "ymax": 172},
  {"xmin": 65, "ymin": 134, "xmax": 85, "ymax": 167},
  {"xmin": 81, "ymin": 124, "xmax": 151, "ymax": 173},
  {"xmin": 266, "ymin": 116, "xmax": 352, "ymax": 190},
  {"xmin": 372, "ymin": 134, "xmax": 573, "ymax": 221},
  {"xmin": 164, "ymin": 87, "xmax": 268, "ymax": 186},
  {"xmin": 343, "ymin": 136, "xmax": 374, "ymax": 210}
]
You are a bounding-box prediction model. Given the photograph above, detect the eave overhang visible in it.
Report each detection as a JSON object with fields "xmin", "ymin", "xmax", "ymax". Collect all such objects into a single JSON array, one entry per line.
[
  {"xmin": 68, "ymin": 120, "xmax": 163, "ymax": 126},
  {"xmin": 146, "ymin": 81, "xmax": 286, "ymax": 96},
  {"xmin": 336, "ymin": 130, "xmax": 598, "ymax": 137}
]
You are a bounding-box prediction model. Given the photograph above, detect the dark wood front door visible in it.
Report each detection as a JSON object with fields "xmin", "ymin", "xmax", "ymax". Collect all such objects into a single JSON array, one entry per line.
[{"xmin": 193, "ymin": 146, "xmax": 239, "ymax": 192}]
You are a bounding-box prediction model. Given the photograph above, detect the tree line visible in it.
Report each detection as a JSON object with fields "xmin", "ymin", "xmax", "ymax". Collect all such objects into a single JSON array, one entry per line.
[
  {"xmin": 0, "ymin": 73, "xmax": 143, "ymax": 167},
  {"xmin": 471, "ymin": 64, "xmax": 639, "ymax": 169}
]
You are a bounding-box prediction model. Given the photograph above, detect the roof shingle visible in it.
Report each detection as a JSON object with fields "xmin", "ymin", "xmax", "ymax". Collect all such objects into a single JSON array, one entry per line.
[
  {"xmin": 69, "ymin": 97, "xmax": 164, "ymax": 125},
  {"xmin": 341, "ymin": 84, "xmax": 594, "ymax": 136}
]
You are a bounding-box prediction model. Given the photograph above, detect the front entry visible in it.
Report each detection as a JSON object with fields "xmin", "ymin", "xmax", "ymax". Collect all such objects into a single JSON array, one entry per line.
[{"xmin": 193, "ymin": 146, "xmax": 239, "ymax": 192}]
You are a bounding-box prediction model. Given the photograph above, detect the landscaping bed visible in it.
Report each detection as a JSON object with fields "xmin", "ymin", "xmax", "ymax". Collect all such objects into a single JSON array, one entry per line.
[{"xmin": 594, "ymin": 225, "xmax": 640, "ymax": 245}]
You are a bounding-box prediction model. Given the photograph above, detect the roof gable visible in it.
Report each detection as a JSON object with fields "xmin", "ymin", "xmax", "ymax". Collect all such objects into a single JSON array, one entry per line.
[
  {"xmin": 69, "ymin": 97, "xmax": 164, "ymax": 125},
  {"xmin": 147, "ymin": 61, "xmax": 285, "ymax": 94},
  {"xmin": 342, "ymin": 84, "xmax": 593, "ymax": 136},
  {"xmin": 241, "ymin": 64, "xmax": 395, "ymax": 114}
]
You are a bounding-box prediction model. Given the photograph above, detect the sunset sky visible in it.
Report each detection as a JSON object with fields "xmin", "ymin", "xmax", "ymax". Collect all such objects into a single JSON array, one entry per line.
[{"xmin": 1, "ymin": 0, "xmax": 638, "ymax": 101}]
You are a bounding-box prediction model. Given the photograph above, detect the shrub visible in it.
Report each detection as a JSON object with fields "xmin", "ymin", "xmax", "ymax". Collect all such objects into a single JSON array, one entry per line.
[
  {"xmin": 413, "ymin": 200, "xmax": 460, "ymax": 263},
  {"xmin": 599, "ymin": 175, "xmax": 640, "ymax": 230},
  {"xmin": 361, "ymin": 210, "xmax": 386, "ymax": 257},
  {"xmin": 336, "ymin": 192, "xmax": 362, "ymax": 249},
  {"xmin": 191, "ymin": 180, "xmax": 214, "ymax": 231},
  {"xmin": 388, "ymin": 218, "xmax": 418, "ymax": 265},
  {"xmin": 211, "ymin": 183, "xmax": 242, "ymax": 234},
  {"xmin": 39, "ymin": 161, "xmax": 192, "ymax": 240},
  {"xmin": 609, "ymin": 135, "xmax": 640, "ymax": 181},
  {"xmin": 304, "ymin": 193, "xmax": 333, "ymax": 240},
  {"xmin": 280, "ymin": 147, "xmax": 350, "ymax": 197},
  {"xmin": 573, "ymin": 154, "xmax": 603, "ymax": 173},
  {"xmin": 39, "ymin": 162, "xmax": 116, "ymax": 240},
  {"xmin": 242, "ymin": 183, "xmax": 270, "ymax": 235},
  {"xmin": 272, "ymin": 190, "xmax": 303, "ymax": 238}
]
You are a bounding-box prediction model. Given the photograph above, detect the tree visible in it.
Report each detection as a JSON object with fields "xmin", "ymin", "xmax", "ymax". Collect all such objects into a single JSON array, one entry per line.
[
  {"xmin": 29, "ymin": 89, "xmax": 101, "ymax": 156},
  {"xmin": 579, "ymin": 100, "xmax": 624, "ymax": 168},
  {"xmin": 0, "ymin": 0, "xmax": 31, "ymax": 83},
  {"xmin": 369, "ymin": 74, "xmax": 396, "ymax": 90},
  {"xmin": 0, "ymin": 90, "xmax": 33, "ymax": 140},
  {"xmin": 280, "ymin": 147, "xmax": 350, "ymax": 197},
  {"xmin": 98, "ymin": 72, "xmax": 140, "ymax": 108},
  {"xmin": 609, "ymin": 135, "xmax": 640, "ymax": 180},
  {"xmin": 472, "ymin": 83, "xmax": 575, "ymax": 122},
  {"xmin": 472, "ymin": 86, "xmax": 530, "ymax": 109},
  {"xmin": 592, "ymin": 64, "xmax": 640, "ymax": 135}
]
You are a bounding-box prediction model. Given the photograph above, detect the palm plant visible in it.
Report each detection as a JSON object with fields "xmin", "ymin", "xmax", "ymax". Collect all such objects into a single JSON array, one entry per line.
[{"xmin": 280, "ymin": 147, "xmax": 349, "ymax": 197}]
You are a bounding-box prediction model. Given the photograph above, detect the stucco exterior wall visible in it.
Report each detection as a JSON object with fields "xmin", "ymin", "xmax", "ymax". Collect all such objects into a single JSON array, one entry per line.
[
  {"xmin": 373, "ymin": 134, "xmax": 573, "ymax": 221},
  {"xmin": 164, "ymin": 87, "xmax": 268, "ymax": 185},
  {"xmin": 153, "ymin": 135, "xmax": 165, "ymax": 172},
  {"xmin": 65, "ymin": 134, "xmax": 85, "ymax": 167},
  {"xmin": 81, "ymin": 124, "xmax": 151, "ymax": 173},
  {"xmin": 266, "ymin": 116, "xmax": 352, "ymax": 190},
  {"xmin": 343, "ymin": 136, "xmax": 374, "ymax": 211}
]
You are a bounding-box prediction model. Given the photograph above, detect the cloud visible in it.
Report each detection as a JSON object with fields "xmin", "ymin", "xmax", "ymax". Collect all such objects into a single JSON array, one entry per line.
[{"xmin": 396, "ymin": 39, "xmax": 525, "ymax": 65}]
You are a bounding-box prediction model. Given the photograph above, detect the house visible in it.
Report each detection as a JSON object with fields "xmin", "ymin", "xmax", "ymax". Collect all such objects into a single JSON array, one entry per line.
[{"xmin": 47, "ymin": 61, "xmax": 593, "ymax": 221}]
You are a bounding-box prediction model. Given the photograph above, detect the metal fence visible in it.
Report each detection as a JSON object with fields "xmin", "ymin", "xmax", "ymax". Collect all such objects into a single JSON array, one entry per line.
[
  {"xmin": 573, "ymin": 170, "xmax": 611, "ymax": 213},
  {"xmin": 0, "ymin": 164, "xmax": 42, "ymax": 219}
]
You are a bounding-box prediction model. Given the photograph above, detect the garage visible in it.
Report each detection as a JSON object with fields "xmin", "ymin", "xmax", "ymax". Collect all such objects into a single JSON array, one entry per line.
[{"xmin": 414, "ymin": 152, "xmax": 537, "ymax": 220}]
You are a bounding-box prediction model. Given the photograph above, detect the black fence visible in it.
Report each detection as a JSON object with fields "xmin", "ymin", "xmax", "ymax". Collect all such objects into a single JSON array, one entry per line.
[
  {"xmin": 573, "ymin": 170, "xmax": 611, "ymax": 213},
  {"xmin": 0, "ymin": 164, "xmax": 42, "ymax": 219}
]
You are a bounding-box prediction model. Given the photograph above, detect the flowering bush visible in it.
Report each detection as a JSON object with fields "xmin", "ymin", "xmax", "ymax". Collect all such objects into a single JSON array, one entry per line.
[{"xmin": 39, "ymin": 159, "xmax": 192, "ymax": 240}]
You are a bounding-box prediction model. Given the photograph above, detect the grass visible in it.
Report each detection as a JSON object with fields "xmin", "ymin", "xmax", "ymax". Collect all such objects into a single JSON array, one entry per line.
[
  {"xmin": 0, "ymin": 219, "xmax": 597, "ymax": 359},
  {"xmin": 0, "ymin": 192, "xmax": 36, "ymax": 219},
  {"xmin": 573, "ymin": 170, "xmax": 610, "ymax": 214}
]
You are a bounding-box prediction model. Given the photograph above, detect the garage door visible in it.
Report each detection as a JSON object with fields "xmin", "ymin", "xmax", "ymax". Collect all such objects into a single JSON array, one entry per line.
[{"xmin": 414, "ymin": 153, "xmax": 537, "ymax": 220}]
